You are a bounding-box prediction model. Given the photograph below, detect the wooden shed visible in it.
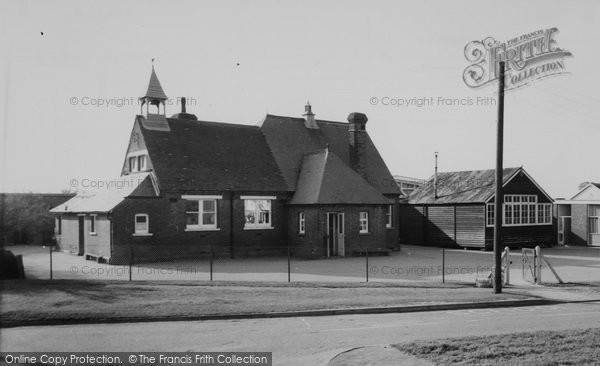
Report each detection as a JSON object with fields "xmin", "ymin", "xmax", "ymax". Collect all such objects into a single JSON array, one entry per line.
[{"xmin": 399, "ymin": 167, "xmax": 555, "ymax": 250}]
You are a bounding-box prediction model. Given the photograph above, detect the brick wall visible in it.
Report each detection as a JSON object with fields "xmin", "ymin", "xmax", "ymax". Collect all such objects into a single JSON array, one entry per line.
[
  {"xmin": 287, "ymin": 204, "xmax": 394, "ymax": 258},
  {"xmin": 570, "ymin": 204, "xmax": 589, "ymax": 246},
  {"xmin": 109, "ymin": 192, "xmax": 287, "ymax": 264},
  {"xmin": 57, "ymin": 214, "xmax": 80, "ymax": 254}
]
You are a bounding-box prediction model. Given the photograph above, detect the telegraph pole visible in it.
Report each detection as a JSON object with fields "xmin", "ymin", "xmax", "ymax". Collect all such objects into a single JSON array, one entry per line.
[{"xmin": 493, "ymin": 61, "xmax": 505, "ymax": 294}]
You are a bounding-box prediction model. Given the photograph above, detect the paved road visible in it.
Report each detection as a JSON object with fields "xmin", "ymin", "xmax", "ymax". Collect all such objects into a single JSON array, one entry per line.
[{"xmin": 2, "ymin": 302, "xmax": 600, "ymax": 365}]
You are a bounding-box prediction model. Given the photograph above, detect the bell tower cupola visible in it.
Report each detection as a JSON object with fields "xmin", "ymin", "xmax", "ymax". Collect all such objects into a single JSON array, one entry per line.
[{"xmin": 139, "ymin": 61, "xmax": 168, "ymax": 118}]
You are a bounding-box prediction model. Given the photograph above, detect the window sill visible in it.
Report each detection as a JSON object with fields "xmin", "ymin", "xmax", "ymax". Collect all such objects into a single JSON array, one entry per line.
[
  {"xmin": 133, "ymin": 233, "xmax": 153, "ymax": 237},
  {"xmin": 386, "ymin": 226, "xmax": 394, "ymax": 230},
  {"xmin": 487, "ymin": 223, "xmax": 552, "ymax": 228},
  {"xmin": 244, "ymin": 226, "xmax": 274, "ymax": 230},
  {"xmin": 185, "ymin": 227, "xmax": 220, "ymax": 232},
  {"xmin": 359, "ymin": 231, "xmax": 370, "ymax": 235},
  {"xmin": 90, "ymin": 233, "xmax": 97, "ymax": 236}
]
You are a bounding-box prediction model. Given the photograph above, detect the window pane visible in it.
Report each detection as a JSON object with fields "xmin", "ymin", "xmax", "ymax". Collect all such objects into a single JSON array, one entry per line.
[
  {"xmin": 185, "ymin": 200, "xmax": 199, "ymax": 212},
  {"xmin": 203, "ymin": 200, "xmax": 215, "ymax": 213},
  {"xmin": 186, "ymin": 213, "xmax": 199, "ymax": 225},
  {"xmin": 202, "ymin": 213, "xmax": 215, "ymax": 225},
  {"xmin": 138, "ymin": 155, "xmax": 146, "ymax": 170},
  {"xmin": 590, "ymin": 218, "xmax": 599, "ymax": 234},
  {"xmin": 135, "ymin": 215, "xmax": 147, "ymax": 233},
  {"xmin": 259, "ymin": 211, "xmax": 270, "ymax": 224},
  {"xmin": 245, "ymin": 209, "xmax": 256, "ymax": 224}
]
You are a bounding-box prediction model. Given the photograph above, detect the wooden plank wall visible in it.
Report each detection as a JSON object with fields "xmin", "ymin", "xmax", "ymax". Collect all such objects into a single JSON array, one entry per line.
[{"xmin": 400, "ymin": 204, "xmax": 486, "ymax": 248}]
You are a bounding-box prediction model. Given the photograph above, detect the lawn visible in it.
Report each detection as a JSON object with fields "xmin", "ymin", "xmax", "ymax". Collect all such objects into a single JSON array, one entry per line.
[
  {"xmin": 394, "ymin": 328, "xmax": 600, "ymax": 365},
  {"xmin": 0, "ymin": 279, "xmax": 533, "ymax": 327}
]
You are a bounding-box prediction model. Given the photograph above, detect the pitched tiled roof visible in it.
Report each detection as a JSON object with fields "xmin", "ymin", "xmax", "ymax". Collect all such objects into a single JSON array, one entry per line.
[
  {"xmin": 290, "ymin": 150, "xmax": 392, "ymax": 205},
  {"xmin": 260, "ymin": 115, "xmax": 400, "ymax": 195},
  {"xmin": 50, "ymin": 173, "xmax": 157, "ymax": 213},
  {"xmin": 408, "ymin": 167, "xmax": 522, "ymax": 204},
  {"xmin": 138, "ymin": 116, "xmax": 288, "ymax": 192},
  {"xmin": 141, "ymin": 67, "xmax": 168, "ymax": 100}
]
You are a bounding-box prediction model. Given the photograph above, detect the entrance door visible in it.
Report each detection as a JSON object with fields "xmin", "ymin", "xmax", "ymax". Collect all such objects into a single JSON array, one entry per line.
[
  {"xmin": 327, "ymin": 213, "xmax": 345, "ymax": 257},
  {"xmin": 558, "ymin": 216, "xmax": 571, "ymax": 245},
  {"xmin": 337, "ymin": 213, "xmax": 345, "ymax": 256},
  {"xmin": 78, "ymin": 216, "xmax": 85, "ymax": 255}
]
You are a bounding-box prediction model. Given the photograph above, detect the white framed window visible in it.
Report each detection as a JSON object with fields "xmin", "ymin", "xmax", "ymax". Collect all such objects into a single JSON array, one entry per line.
[
  {"xmin": 242, "ymin": 196, "xmax": 275, "ymax": 230},
  {"xmin": 89, "ymin": 215, "xmax": 96, "ymax": 235},
  {"xmin": 486, "ymin": 204, "xmax": 495, "ymax": 227},
  {"xmin": 138, "ymin": 155, "xmax": 146, "ymax": 171},
  {"xmin": 537, "ymin": 203, "xmax": 552, "ymax": 224},
  {"xmin": 488, "ymin": 195, "xmax": 552, "ymax": 227},
  {"xmin": 128, "ymin": 156, "xmax": 137, "ymax": 172},
  {"xmin": 183, "ymin": 195, "xmax": 221, "ymax": 231},
  {"xmin": 126, "ymin": 150, "xmax": 149, "ymax": 173},
  {"xmin": 298, "ymin": 212, "xmax": 305, "ymax": 234},
  {"xmin": 589, "ymin": 206, "xmax": 600, "ymax": 234},
  {"xmin": 386, "ymin": 205, "xmax": 393, "ymax": 228},
  {"xmin": 134, "ymin": 214, "xmax": 150, "ymax": 235},
  {"xmin": 359, "ymin": 211, "xmax": 369, "ymax": 233}
]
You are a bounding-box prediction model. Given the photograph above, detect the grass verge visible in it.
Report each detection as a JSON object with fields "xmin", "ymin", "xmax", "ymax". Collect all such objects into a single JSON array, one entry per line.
[
  {"xmin": 1, "ymin": 279, "xmax": 533, "ymax": 327},
  {"xmin": 394, "ymin": 328, "xmax": 600, "ymax": 365}
]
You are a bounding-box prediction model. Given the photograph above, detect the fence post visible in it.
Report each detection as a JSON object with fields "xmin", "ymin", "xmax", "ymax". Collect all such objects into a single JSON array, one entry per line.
[
  {"xmin": 287, "ymin": 247, "xmax": 291, "ymax": 283},
  {"xmin": 504, "ymin": 246, "xmax": 510, "ymax": 285},
  {"xmin": 210, "ymin": 248, "xmax": 214, "ymax": 281},
  {"xmin": 129, "ymin": 246, "xmax": 133, "ymax": 282},
  {"xmin": 521, "ymin": 248, "xmax": 525, "ymax": 280},
  {"xmin": 365, "ymin": 248, "xmax": 369, "ymax": 283},
  {"xmin": 442, "ymin": 248, "xmax": 445, "ymax": 284},
  {"xmin": 49, "ymin": 244, "xmax": 53, "ymax": 280},
  {"xmin": 535, "ymin": 246, "xmax": 542, "ymax": 285}
]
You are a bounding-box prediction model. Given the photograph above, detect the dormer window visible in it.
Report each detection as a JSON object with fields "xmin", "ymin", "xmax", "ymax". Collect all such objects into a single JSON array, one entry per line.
[
  {"xmin": 128, "ymin": 156, "xmax": 137, "ymax": 172},
  {"xmin": 127, "ymin": 150, "xmax": 149, "ymax": 173},
  {"xmin": 138, "ymin": 155, "xmax": 146, "ymax": 171}
]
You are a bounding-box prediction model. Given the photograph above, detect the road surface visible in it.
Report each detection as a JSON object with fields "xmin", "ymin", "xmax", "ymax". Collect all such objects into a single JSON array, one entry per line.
[{"xmin": 2, "ymin": 301, "xmax": 600, "ymax": 365}]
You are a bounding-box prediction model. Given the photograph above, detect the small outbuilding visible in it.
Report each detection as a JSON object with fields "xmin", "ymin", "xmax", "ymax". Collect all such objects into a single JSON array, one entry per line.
[
  {"xmin": 555, "ymin": 183, "xmax": 600, "ymax": 246},
  {"xmin": 399, "ymin": 167, "xmax": 554, "ymax": 250}
]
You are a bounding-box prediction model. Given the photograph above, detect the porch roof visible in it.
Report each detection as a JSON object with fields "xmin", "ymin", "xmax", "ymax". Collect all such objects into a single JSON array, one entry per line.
[{"xmin": 50, "ymin": 173, "xmax": 157, "ymax": 214}]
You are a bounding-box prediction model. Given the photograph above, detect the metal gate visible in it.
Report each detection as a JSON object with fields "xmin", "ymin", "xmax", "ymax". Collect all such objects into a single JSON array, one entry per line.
[{"xmin": 522, "ymin": 247, "xmax": 539, "ymax": 284}]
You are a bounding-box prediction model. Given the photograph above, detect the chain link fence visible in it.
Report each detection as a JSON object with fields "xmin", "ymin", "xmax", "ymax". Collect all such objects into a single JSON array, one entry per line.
[{"xmin": 33, "ymin": 244, "xmax": 505, "ymax": 284}]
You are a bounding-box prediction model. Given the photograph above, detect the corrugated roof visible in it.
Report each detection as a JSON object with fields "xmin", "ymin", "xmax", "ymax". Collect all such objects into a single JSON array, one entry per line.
[
  {"xmin": 408, "ymin": 167, "xmax": 521, "ymax": 204},
  {"xmin": 141, "ymin": 67, "xmax": 168, "ymax": 100},
  {"xmin": 50, "ymin": 173, "xmax": 156, "ymax": 213},
  {"xmin": 260, "ymin": 114, "xmax": 400, "ymax": 195},
  {"xmin": 139, "ymin": 117, "xmax": 288, "ymax": 192},
  {"xmin": 290, "ymin": 150, "xmax": 392, "ymax": 205}
]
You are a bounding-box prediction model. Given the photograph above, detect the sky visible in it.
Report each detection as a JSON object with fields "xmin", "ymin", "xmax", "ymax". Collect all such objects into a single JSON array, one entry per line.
[{"xmin": 0, "ymin": 0, "xmax": 598, "ymax": 198}]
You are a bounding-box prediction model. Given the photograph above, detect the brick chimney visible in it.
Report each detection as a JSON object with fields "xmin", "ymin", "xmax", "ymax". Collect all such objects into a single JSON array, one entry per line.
[
  {"xmin": 303, "ymin": 102, "xmax": 319, "ymax": 129},
  {"xmin": 170, "ymin": 96, "xmax": 198, "ymax": 120},
  {"xmin": 348, "ymin": 112, "xmax": 368, "ymax": 177}
]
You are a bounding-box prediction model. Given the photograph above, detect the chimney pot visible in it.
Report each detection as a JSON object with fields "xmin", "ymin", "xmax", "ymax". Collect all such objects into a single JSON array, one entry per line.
[
  {"xmin": 348, "ymin": 112, "xmax": 368, "ymax": 130},
  {"xmin": 181, "ymin": 97, "xmax": 186, "ymax": 113}
]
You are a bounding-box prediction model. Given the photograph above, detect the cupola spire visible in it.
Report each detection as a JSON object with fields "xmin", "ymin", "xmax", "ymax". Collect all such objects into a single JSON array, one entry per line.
[
  {"xmin": 139, "ymin": 61, "xmax": 168, "ymax": 117},
  {"xmin": 303, "ymin": 101, "xmax": 319, "ymax": 129}
]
